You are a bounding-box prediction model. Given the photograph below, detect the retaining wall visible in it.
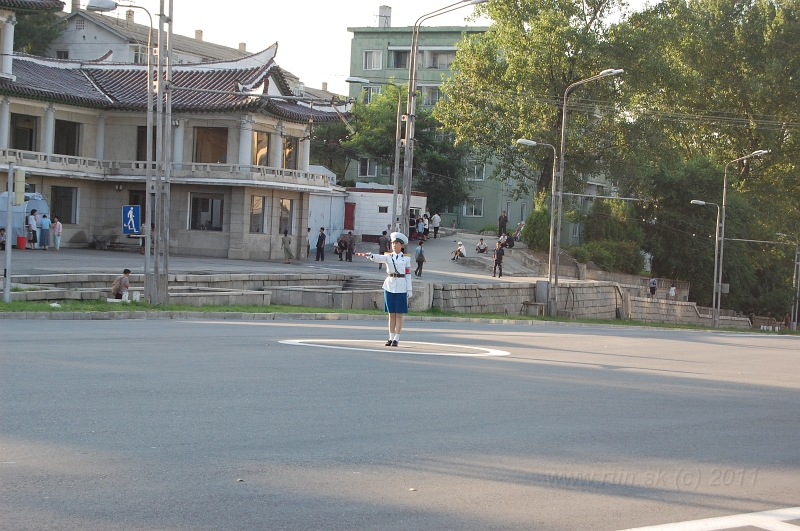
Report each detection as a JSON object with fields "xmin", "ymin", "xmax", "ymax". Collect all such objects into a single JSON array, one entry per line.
[
  {"xmin": 624, "ymin": 293, "xmax": 750, "ymax": 329},
  {"xmin": 432, "ymin": 282, "xmax": 538, "ymax": 315}
]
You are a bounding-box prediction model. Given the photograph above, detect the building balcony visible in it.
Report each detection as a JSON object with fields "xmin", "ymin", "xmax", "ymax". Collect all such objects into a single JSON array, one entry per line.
[{"xmin": 2, "ymin": 149, "xmax": 333, "ymax": 191}]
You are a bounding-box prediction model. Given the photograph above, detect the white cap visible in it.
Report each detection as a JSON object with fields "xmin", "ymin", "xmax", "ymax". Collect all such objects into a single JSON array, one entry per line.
[
  {"xmin": 458, "ymin": 241, "xmax": 462, "ymax": 245},
  {"xmin": 390, "ymin": 232, "xmax": 408, "ymax": 244}
]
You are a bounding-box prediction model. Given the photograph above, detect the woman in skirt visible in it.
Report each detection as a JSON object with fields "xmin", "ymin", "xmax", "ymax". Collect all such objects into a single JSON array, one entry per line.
[{"xmin": 364, "ymin": 232, "xmax": 412, "ymax": 346}]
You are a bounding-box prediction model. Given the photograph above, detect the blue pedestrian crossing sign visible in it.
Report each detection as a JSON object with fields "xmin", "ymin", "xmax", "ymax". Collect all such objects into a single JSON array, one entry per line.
[{"xmin": 122, "ymin": 205, "xmax": 141, "ymax": 235}]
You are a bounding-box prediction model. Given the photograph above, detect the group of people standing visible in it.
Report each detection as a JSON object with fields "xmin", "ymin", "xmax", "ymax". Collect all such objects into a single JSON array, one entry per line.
[
  {"xmin": 24, "ymin": 209, "xmax": 62, "ymax": 251},
  {"xmin": 410, "ymin": 210, "xmax": 441, "ymax": 242}
]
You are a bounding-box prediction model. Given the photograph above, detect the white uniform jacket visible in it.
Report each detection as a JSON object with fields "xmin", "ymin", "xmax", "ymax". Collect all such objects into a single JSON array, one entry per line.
[{"xmin": 369, "ymin": 252, "xmax": 413, "ymax": 296}]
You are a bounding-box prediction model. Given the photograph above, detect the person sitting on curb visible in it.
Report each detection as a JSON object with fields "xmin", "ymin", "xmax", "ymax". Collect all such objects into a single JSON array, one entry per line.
[
  {"xmin": 476, "ymin": 238, "xmax": 488, "ymax": 253},
  {"xmin": 451, "ymin": 241, "xmax": 466, "ymax": 260},
  {"xmin": 499, "ymin": 232, "xmax": 509, "ymax": 248},
  {"xmin": 111, "ymin": 269, "xmax": 131, "ymax": 300}
]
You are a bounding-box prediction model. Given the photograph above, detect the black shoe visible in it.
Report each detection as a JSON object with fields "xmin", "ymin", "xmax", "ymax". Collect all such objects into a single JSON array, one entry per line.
[
  {"xmin": 385, "ymin": 340, "xmax": 393, "ymax": 346},
  {"xmin": 451, "ymin": 257, "xmax": 456, "ymax": 260},
  {"xmin": 391, "ymin": 340, "xmax": 398, "ymax": 347}
]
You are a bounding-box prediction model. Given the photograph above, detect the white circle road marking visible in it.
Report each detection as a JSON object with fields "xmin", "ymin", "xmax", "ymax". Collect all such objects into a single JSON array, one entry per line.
[{"xmin": 278, "ymin": 340, "xmax": 510, "ymax": 357}]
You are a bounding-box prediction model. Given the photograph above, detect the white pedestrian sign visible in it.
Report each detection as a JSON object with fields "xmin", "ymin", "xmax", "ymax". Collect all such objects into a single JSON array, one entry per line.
[{"xmin": 122, "ymin": 205, "xmax": 141, "ymax": 235}]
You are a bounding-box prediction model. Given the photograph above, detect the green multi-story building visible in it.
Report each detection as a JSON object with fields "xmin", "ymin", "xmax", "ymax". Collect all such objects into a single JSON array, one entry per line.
[{"xmin": 346, "ymin": 8, "xmax": 533, "ymax": 233}]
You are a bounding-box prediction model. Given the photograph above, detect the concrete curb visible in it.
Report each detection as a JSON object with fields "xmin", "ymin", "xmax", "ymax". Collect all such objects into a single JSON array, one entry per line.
[{"xmin": 0, "ymin": 310, "xmax": 778, "ymax": 334}]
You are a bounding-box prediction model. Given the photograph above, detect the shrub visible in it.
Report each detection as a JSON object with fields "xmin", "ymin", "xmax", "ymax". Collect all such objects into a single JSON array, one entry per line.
[
  {"xmin": 570, "ymin": 240, "xmax": 644, "ymax": 274},
  {"xmin": 521, "ymin": 196, "xmax": 550, "ymax": 251},
  {"xmin": 478, "ymin": 224, "xmax": 498, "ymax": 235}
]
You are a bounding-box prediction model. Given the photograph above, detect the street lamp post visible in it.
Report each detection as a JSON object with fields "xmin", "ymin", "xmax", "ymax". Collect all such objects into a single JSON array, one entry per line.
[
  {"xmin": 717, "ymin": 150, "xmax": 769, "ymax": 326},
  {"xmin": 552, "ymin": 69, "xmax": 623, "ymax": 315},
  {"xmin": 346, "ymin": 77, "xmax": 403, "ymax": 231},
  {"xmin": 87, "ymin": 0, "xmax": 155, "ymax": 300},
  {"xmin": 400, "ymin": 0, "xmax": 488, "ymax": 236},
  {"xmin": 690, "ymin": 199, "xmax": 721, "ymax": 326},
  {"xmin": 516, "ymin": 139, "xmax": 557, "ymax": 315}
]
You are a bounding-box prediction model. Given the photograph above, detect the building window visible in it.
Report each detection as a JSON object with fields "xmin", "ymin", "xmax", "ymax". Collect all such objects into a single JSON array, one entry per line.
[
  {"xmin": 463, "ymin": 197, "xmax": 484, "ymax": 217},
  {"xmin": 51, "ymin": 186, "xmax": 78, "ymax": 224},
  {"xmin": 363, "ymin": 50, "xmax": 383, "ymax": 70},
  {"xmin": 283, "ymin": 136, "xmax": 298, "ymax": 170},
  {"xmin": 380, "ymin": 165, "xmax": 390, "ymax": 177},
  {"xmin": 359, "ymin": 158, "xmax": 377, "ymax": 177},
  {"xmin": 10, "ymin": 114, "xmax": 37, "ymax": 151},
  {"xmin": 428, "ymin": 51, "xmax": 455, "ymax": 70},
  {"xmin": 75, "ymin": 18, "xmax": 85, "ymax": 30},
  {"xmin": 466, "ymin": 161, "xmax": 485, "ymax": 181},
  {"xmin": 130, "ymin": 45, "xmax": 148, "ymax": 64},
  {"xmin": 253, "ymin": 131, "xmax": 270, "ymax": 166},
  {"xmin": 194, "ymin": 127, "xmax": 228, "ymax": 163},
  {"xmin": 250, "ymin": 195, "xmax": 267, "ymax": 233},
  {"xmin": 378, "ymin": 206, "xmax": 388, "ymax": 213},
  {"xmin": 54, "ymin": 120, "xmax": 80, "ymax": 156},
  {"xmin": 572, "ymin": 223, "xmax": 580, "ymax": 238},
  {"xmin": 520, "ymin": 203, "xmax": 527, "ymax": 223},
  {"xmin": 362, "ymin": 85, "xmax": 381, "ymax": 103},
  {"xmin": 423, "ymin": 86, "xmax": 442, "ymax": 106},
  {"xmin": 279, "ymin": 198, "xmax": 293, "ymax": 235},
  {"xmin": 136, "ymin": 126, "xmax": 156, "ymax": 161},
  {"xmin": 191, "ymin": 193, "xmax": 224, "ymax": 230},
  {"xmin": 56, "ymin": 50, "xmax": 69, "ymax": 59},
  {"xmin": 390, "ymin": 50, "xmax": 409, "ymax": 69},
  {"xmin": 442, "ymin": 205, "xmax": 456, "ymax": 215}
]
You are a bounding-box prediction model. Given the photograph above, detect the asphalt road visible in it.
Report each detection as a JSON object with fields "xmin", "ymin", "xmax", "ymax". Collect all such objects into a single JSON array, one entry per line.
[{"xmin": 1, "ymin": 320, "xmax": 798, "ymax": 530}]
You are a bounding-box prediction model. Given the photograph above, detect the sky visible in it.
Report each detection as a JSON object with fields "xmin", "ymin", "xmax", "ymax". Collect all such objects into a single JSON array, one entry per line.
[{"xmin": 68, "ymin": 0, "xmax": 493, "ymax": 95}]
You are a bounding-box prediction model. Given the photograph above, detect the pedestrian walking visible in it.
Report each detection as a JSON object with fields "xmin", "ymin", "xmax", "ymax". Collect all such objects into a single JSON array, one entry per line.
[
  {"xmin": 431, "ymin": 212, "xmax": 441, "ymax": 239},
  {"xmin": 360, "ymin": 232, "xmax": 412, "ymax": 347},
  {"xmin": 649, "ymin": 277, "xmax": 658, "ymax": 298},
  {"xmin": 111, "ymin": 268, "xmax": 131, "ymax": 300},
  {"xmin": 414, "ymin": 240, "xmax": 426, "ymax": 277},
  {"xmin": 39, "ymin": 214, "xmax": 51, "ymax": 250},
  {"xmin": 668, "ymin": 283, "xmax": 676, "ymax": 300},
  {"xmin": 306, "ymin": 227, "xmax": 311, "ymax": 260},
  {"xmin": 346, "ymin": 231, "xmax": 355, "ymax": 262},
  {"xmin": 315, "ymin": 227, "xmax": 326, "ymax": 261},
  {"xmin": 281, "ymin": 229, "xmax": 294, "ymax": 264},
  {"xmin": 492, "ymin": 241, "xmax": 504, "ymax": 277},
  {"xmin": 377, "ymin": 230, "xmax": 389, "ymax": 270},
  {"xmin": 423, "ymin": 215, "xmax": 430, "ymax": 240}
]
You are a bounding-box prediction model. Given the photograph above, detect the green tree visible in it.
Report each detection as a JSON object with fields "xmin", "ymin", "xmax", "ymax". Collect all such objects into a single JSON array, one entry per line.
[
  {"xmin": 435, "ymin": 0, "xmax": 624, "ymax": 198},
  {"xmin": 309, "ymin": 121, "xmax": 353, "ymax": 181},
  {"xmin": 344, "ymin": 84, "xmax": 473, "ymax": 212},
  {"xmin": 521, "ymin": 192, "xmax": 551, "ymax": 251},
  {"xmin": 14, "ymin": 11, "xmax": 67, "ymax": 56}
]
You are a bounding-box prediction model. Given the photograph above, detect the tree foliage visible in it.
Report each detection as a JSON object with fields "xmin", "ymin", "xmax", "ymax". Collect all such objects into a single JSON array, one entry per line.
[
  {"xmin": 436, "ymin": 0, "xmax": 799, "ymax": 315},
  {"xmin": 14, "ymin": 11, "xmax": 67, "ymax": 56},
  {"xmin": 521, "ymin": 192, "xmax": 551, "ymax": 251},
  {"xmin": 344, "ymin": 84, "xmax": 473, "ymax": 213}
]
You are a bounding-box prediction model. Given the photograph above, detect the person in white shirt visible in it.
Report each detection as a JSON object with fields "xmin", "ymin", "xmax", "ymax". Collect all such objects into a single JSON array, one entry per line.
[
  {"xmin": 476, "ymin": 238, "xmax": 488, "ymax": 253},
  {"xmin": 431, "ymin": 212, "xmax": 441, "ymax": 239},
  {"xmin": 451, "ymin": 241, "xmax": 466, "ymax": 260},
  {"xmin": 27, "ymin": 209, "xmax": 38, "ymax": 249},
  {"xmin": 363, "ymin": 232, "xmax": 412, "ymax": 347}
]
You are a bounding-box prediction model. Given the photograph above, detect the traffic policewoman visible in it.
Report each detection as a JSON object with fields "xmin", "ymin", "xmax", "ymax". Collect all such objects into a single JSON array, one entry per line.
[{"xmin": 363, "ymin": 232, "xmax": 412, "ymax": 346}]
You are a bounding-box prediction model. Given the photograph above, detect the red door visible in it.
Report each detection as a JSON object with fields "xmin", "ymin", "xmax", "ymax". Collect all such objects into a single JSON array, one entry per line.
[{"xmin": 344, "ymin": 202, "xmax": 355, "ymax": 230}]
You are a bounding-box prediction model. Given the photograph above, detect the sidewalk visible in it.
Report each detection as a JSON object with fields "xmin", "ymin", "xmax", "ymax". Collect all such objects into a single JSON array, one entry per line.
[{"xmin": 1, "ymin": 232, "xmax": 546, "ymax": 287}]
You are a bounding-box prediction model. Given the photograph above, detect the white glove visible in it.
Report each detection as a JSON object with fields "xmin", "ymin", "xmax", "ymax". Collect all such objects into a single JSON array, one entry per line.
[
  {"xmin": 367, "ymin": 252, "xmax": 373, "ymax": 259},
  {"xmin": 407, "ymin": 292, "xmax": 413, "ymax": 299}
]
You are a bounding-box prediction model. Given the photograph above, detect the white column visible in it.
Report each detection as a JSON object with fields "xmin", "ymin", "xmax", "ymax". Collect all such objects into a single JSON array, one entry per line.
[
  {"xmin": 95, "ymin": 115, "xmax": 106, "ymax": 159},
  {"xmin": 270, "ymin": 122, "xmax": 283, "ymax": 168},
  {"xmin": 2, "ymin": 17, "xmax": 16, "ymax": 77},
  {"xmin": 299, "ymin": 126, "xmax": 311, "ymax": 172},
  {"xmin": 43, "ymin": 104, "xmax": 56, "ymax": 155},
  {"xmin": 238, "ymin": 115, "xmax": 254, "ymax": 170},
  {"xmin": 172, "ymin": 118, "xmax": 185, "ymax": 169},
  {"xmin": 0, "ymin": 97, "xmax": 10, "ymax": 149}
]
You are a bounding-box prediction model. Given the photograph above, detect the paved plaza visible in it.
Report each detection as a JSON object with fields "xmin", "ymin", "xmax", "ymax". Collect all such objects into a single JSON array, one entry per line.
[{"xmin": 1, "ymin": 319, "xmax": 798, "ymax": 530}]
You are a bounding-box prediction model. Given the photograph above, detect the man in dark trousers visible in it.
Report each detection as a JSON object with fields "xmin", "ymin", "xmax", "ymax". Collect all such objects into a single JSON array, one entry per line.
[
  {"xmin": 315, "ymin": 227, "xmax": 326, "ymax": 261},
  {"xmin": 498, "ymin": 210, "xmax": 508, "ymax": 236},
  {"xmin": 377, "ymin": 230, "xmax": 389, "ymax": 269},
  {"xmin": 346, "ymin": 231, "xmax": 356, "ymax": 262},
  {"xmin": 492, "ymin": 241, "xmax": 505, "ymax": 278}
]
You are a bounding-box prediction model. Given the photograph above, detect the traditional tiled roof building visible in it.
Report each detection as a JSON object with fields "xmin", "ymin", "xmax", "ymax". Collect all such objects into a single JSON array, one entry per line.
[{"xmin": 1, "ymin": 14, "xmax": 350, "ymax": 258}]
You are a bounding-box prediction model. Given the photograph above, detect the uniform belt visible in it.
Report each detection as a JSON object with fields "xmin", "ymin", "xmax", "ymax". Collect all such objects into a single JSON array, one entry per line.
[{"xmin": 388, "ymin": 274, "xmax": 406, "ymax": 278}]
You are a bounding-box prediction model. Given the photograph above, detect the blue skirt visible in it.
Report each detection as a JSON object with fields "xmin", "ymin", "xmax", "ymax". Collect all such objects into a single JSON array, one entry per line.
[{"xmin": 384, "ymin": 290, "xmax": 408, "ymax": 314}]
